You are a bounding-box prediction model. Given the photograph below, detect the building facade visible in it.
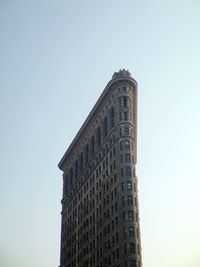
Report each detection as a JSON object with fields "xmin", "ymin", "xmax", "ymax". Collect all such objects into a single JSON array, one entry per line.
[{"xmin": 58, "ymin": 70, "xmax": 142, "ymax": 267}]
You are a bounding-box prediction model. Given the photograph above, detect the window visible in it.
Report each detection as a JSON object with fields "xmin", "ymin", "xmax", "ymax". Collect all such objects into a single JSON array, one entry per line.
[
  {"xmin": 124, "ymin": 127, "xmax": 129, "ymax": 135},
  {"xmin": 123, "ymin": 96, "xmax": 128, "ymax": 107},
  {"xmin": 97, "ymin": 127, "xmax": 101, "ymax": 147},
  {"xmin": 75, "ymin": 160, "xmax": 78, "ymax": 178},
  {"xmin": 130, "ymin": 242, "xmax": 136, "ymax": 254},
  {"xmin": 103, "ymin": 116, "xmax": 108, "ymax": 139},
  {"xmin": 124, "ymin": 227, "xmax": 127, "ymax": 238},
  {"xmin": 115, "ymin": 202, "xmax": 117, "ymax": 212},
  {"xmin": 110, "ymin": 107, "xmax": 115, "ymax": 128},
  {"xmin": 119, "ymin": 95, "xmax": 129, "ymax": 107},
  {"xmin": 125, "ymin": 153, "xmax": 131, "ymax": 163},
  {"xmin": 113, "ymin": 160, "xmax": 116, "ymax": 169},
  {"xmin": 122, "ymin": 196, "xmax": 125, "ymax": 206},
  {"xmin": 79, "ymin": 152, "xmax": 83, "ymax": 172},
  {"xmin": 127, "ymin": 196, "xmax": 133, "ymax": 205},
  {"xmin": 126, "ymin": 167, "xmax": 132, "ymax": 177},
  {"xmin": 128, "ymin": 211, "xmax": 134, "ymax": 221},
  {"xmin": 116, "ymin": 232, "xmax": 118, "ymax": 242},
  {"xmin": 85, "ymin": 144, "xmax": 89, "ymax": 164},
  {"xmin": 114, "ymin": 187, "xmax": 117, "ymax": 197},
  {"xmin": 124, "ymin": 111, "xmax": 128, "ymax": 120},
  {"xmin": 123, "ymin": 211, "xmax": 126, "ymax": 221},
  {"xmin": 70, "ymin": 167, "xmax": 73, "ymax": 185},
  {"xmin": 130, "ymin": 260, "xmax": 137, "ymax": 267},
  {"xmin": 127, "ymin": 181, "xmax": 132, "ymax": 190},
  {"xmin": 90, "ymin": 135, "xmax": 95, "ymax": 156},
  {"xmin": 125, "ymin": 140, "xmax": 130, "ymax": 149},
  {"xmin": 113, "ymin": 251, "xmax": 115, "ymax": 262},
  {"xmin": 121, "ymin": 182, "xmax": 125, "ymax": 191},
  {"xmin": 124, "ymin": 243, "xmax": 127, "ymax": 254},
  {"xmin": 129, "ymin": 227, "xmax": 134, "ymax": 237},
  {"xmin": 116, "ymin": 248, "xmax": 119, "ymax": 259},
  {"xmin": 120, "ymin": 141, "xmax": 123, "ymax": 150}
]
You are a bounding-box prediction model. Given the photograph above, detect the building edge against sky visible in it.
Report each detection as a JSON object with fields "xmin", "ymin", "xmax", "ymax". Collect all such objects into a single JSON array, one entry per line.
[{"xmin": 58, "ymin": 70, "xmax": 142, "ymax": 267}]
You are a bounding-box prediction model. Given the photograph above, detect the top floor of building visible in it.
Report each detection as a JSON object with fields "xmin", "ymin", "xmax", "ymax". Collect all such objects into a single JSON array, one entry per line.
[{"xmin": 58, "ymin": 69, "xmax": 138, "ymax": 175}]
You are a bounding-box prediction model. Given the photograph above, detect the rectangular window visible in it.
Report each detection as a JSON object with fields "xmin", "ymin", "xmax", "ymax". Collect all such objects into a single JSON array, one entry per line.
[
  {"xmin": 79, "ymin": 152, "xmax": 83, "ymax": 172},
  {"xmin": 116, "ymin": 232, "xmax": 118, "ymax": 242},
  {"xmin": 70, "ymin": 167, "xmax": 73, "ymax": 185},
  {"xmin": 124, "ymin": 127, "xmax": 129, "ymax": 135},
  {"xmin": 103, "ymin": 116, "xmax": 108, "ymax": 139},
  {"xmin": 125, "ymin": 153, "xmax": 131, "ymax": 163},
  {"xmin": 123, "ymin": 96, "xmax": 128, "ymax": 107},
  {"xmin": 115, "ymin": 202, "xmax": 117, "ymax": 212},
  {"xmin": 125, "ymin": 140, "xmax": 130, "ymax": 149},
  {"xmin": 128, "ymin": 211, "xmax": 134, "ymax": 221},
  {"xmin": 122, "ymin": 196, "xmax": 125, "ymax": 206},
  {"xmin": 124, "ymin": 243, "xmax": 127, "ymax": 255},
  {"xmin": 120, "ymin": 141, "xmax": 123, "ymax": 150},
  {"xmin": 121, "ymin": 182, "xmax": 125, "ymax": 191},
  {"xmin": 124, "ymin": 227, "xmax": 127, "ymax": 238},
  {"xmin": 75, "ymin": 160, "xmax": 78, "ymax": 178},
  {"xmin": 124, "ymin": 111, "xmax": 128, "ymax": 120},
  {"xmin": 129, "ymin": 226, "xmax": 134, "ymax": 237},
  {"xmin": 90, "ymin": 135, "xmax": 95, "ymax": 156},
  {"xmin": 127, "ymin": 196, "xmax": 133, "ymax": 205},
  {"xmin": 113, "ymin": 251, "xmax": 115, "ymax": 262},
  {"xmin": 114, "ymin": 187, "xmax": 117, "ymax": 197},
  {"xmin": 97, "ymin": 127, "xmax": 101, "ymax": 147},
  {"xmin": 130, "ymin": 242, "xmax": 136, "ymax": 254},
  {"xmin": 126, "ymin": 167, "xmax": 132, "ymax": 177},
  {"xmin": 127, "ymin": 181, "xmax": 132, "ymax": 190},
  {"xmin": 85, "ymin": 144, "xmax": 89, "ymax": 164},
  {"xmin": 130, "ymin": 260, "xmax": 137, "ymax": 267},
  {"xmin": 116, "ymin": 248, "xmax": 119, "ymax": 259},
  {"xmin": 123, "ymin": 211, "xmax": 126, "ymax": 222},
  {"xmin": 110, "ymin": 107, "xmax": 115, "ymax": 128}
]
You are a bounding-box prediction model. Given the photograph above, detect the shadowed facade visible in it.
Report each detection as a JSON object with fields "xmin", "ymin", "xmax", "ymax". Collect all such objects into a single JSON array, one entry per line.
[{"xmin": 58, "ymin": 70, "xmax": 142, "ymax": 267}]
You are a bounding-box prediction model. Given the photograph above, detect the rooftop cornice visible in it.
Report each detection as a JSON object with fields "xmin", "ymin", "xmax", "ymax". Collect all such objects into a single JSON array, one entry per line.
[{"xmin": 58, "ymin": 70, "xmax": 137, "ymax": 171}]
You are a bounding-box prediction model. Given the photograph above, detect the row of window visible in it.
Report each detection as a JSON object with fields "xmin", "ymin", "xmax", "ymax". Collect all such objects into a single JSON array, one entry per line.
[
  {"xmin": 62, "ymin": 250, "xmax": 140, "ymax": 267},
  {"xmin": 63, "ymin": 138, "xmax": 117, "ymax": 203},
  {"xmin": 64, "ymin": 126, "xmax": 133, "ymax": 202},
  {"xmin": 64, "ymin": 107, "xmax": 115, "ymax": 188},
  {"xmin": 63, "ymin": 174, "xmax": 136, "ymax": 237},
  {"xmin": 64, "ymin": 133, "xmax": 133, "ymax": 206}
]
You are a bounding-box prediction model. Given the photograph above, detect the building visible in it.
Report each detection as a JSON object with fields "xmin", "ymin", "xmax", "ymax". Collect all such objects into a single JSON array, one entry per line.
[{"xmin": 58, "ymin": 69, "xmax": 142, "ymax": 267}]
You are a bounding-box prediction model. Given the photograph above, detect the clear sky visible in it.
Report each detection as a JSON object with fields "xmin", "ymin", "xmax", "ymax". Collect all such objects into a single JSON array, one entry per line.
[{"xmin": 1, "ymin": 1, "xmax": 200, "ymax": 267}]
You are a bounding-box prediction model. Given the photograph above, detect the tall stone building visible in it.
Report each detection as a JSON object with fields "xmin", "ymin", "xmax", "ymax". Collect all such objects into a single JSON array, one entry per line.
[{"xmin": 58, "ymin": 70, "xmax": 142, "ymax": 267}]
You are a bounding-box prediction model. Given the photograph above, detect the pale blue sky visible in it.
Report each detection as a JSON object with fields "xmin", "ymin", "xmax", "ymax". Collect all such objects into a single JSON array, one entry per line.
[{"xmin": 0, "ymin": 1, "xmax": 200, "ymax": 267}]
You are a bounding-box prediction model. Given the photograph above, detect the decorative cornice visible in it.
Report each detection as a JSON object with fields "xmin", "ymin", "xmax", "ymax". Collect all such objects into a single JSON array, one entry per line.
[{"xmin": 112, "ymin": 69, "xmax": 131, "ymax": 79}]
